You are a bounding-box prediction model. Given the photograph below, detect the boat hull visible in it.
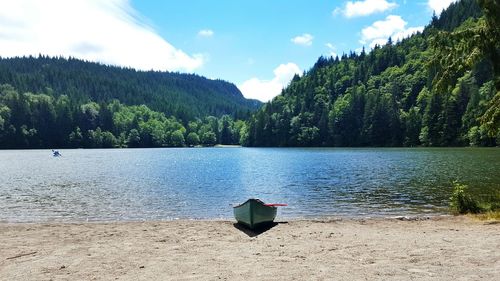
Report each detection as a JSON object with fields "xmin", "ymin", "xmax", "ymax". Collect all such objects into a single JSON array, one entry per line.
[{"xmin": 233, "ymin": 199, "xmax": 277, "ymax": 229}]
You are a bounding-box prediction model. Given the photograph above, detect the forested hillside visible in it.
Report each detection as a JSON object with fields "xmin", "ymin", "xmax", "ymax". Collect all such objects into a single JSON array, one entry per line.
[
  {"xmin": 0, "ymin": 56, "xmax": 260, "ymax": 120},
  {"xmin": 0, "ymin": 57, "xmax": 260, "ymax": 149},
  {"xmin": 244, "ymin": 0, "xmax": 499, "ymax": 147}
]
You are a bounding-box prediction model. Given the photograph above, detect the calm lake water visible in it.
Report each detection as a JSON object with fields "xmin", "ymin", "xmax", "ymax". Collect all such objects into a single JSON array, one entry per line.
[{"xmin": 0, "ymin": 148, "xmax": 499, "ymax": 222}]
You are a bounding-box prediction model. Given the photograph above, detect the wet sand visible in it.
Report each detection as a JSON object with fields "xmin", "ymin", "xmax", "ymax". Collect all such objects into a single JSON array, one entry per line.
[{"xmin": 1, "ymin": 216, "xmax": 499, "ymax": 280}]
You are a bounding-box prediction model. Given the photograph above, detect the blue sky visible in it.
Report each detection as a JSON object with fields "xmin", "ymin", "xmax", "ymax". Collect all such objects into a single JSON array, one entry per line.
[{"xmin": 0, "ymin": 0, "xmax": 457, "ymax": 101}]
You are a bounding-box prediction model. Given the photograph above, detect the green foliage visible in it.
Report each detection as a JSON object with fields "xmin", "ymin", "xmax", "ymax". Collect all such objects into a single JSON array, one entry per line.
[
  {"xmin": 69, "ymin": 127, "xmax": 83, "ymax": 147},
  {"xmin": 450, "ymin": 181, "xmax": 482, "ymax": 214},
  {"xmin": 127, "ymin": 129, "xmax": 141, "ymax": 148},
  {"xmin": 186, "ymin": 132, "xmax": 200, "ymax": 146},
  {"xmin": 430, "ymin": 0, "xmax": 500, "ymax": 138},
  {"xmin": 170, "ymin": 130, "xmax": 186, "ymax": 147},
  {"xmin": 480, "ymin": 90, "xmax": 500, "ymax": 137},
  {"xmin": 429, "ymin": 0, "xmax": 482, "ymax": 31},
  {"xmin": 450, "ymin": 181, "xmax": 500, "ymax": 214},
  {"xmin": 101, "ymin": 131, "xmax": 117, "ymax": 148},
  {"xmin": 245, "ymin": 0, "xmax": 497, "ymax": 147},
  {"xmin": 201, "ymin": 131, "xmax": 217, "ymax": 146}
]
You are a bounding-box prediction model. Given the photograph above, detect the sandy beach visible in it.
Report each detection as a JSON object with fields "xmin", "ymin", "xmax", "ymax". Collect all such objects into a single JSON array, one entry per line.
[{"xmin": 1, "ymin": 216, "xmax": 499, "ymax": 281}]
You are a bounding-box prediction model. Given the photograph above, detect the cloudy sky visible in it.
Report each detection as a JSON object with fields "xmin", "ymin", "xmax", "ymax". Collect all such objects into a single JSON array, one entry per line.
[{"xmin": 0, "ymin": 0, "xmax": 458, "ymax": 102}]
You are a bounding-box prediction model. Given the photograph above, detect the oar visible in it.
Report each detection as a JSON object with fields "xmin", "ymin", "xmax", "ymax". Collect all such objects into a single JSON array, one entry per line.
[{"xmin": 264, "ymin": 203, "xmax": 288, "ymax": 207}]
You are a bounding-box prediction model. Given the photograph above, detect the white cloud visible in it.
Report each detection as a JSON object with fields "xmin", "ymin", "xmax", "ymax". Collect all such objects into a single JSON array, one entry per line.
[
  {"xmin": 325, "ymin": 43, "xmax": 337, "ymax": 58},
  {"xmin": 291, "ymin": 33, "xmax": 313, "ymax": 46},
  {"xmin": 0, "ymin": 0, "xmax": 203, "ymax": 72},
  {"xmin": 392, "ymin": 26, "xmax": 424, "ymax": 41},
  {"xmin": 361, "ymin": 15, "xmax": 406, "ymax": 42},
  {"xmin": 360, "ymin": 15, "xmax": 423, "ymax": 48},
  {"xmin": 238, "ymin": 63, "xmax": 301, "ymax": 102},
  {"xmin": 335, "ymin": 0, "xmax": 397, "ymax": 18},
  {"xmin": 198, "ymin": 29, "xmax": 214, "ymax": 37},
  {"xmin": 428, "ymin": 0, "xmax": 457, "ymax": 15}
]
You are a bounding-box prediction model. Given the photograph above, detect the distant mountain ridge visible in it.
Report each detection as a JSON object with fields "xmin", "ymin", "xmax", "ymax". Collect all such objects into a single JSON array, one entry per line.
[{"xmin": 0, "ymin": 56, "xmax": 261, "ymax": 120}]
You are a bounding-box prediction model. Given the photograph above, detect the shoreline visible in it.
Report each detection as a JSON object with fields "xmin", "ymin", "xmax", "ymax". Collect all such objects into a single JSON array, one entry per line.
[
  {"xmin": 0, "ymin": 213, "xmax": 454, "ymax": 224},
  {"xmin": 1, "ymin": 216, "xmax": 498, "ymax": 280}
]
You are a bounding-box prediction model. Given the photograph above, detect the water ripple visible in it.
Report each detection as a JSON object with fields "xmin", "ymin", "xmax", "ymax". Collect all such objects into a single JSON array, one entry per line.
[{"xmin": 0, "ymin": 147, "xmax": 499, "ymax": 222}]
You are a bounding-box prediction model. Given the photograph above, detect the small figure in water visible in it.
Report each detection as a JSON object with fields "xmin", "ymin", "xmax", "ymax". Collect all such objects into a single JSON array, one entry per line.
[{"xmin": 52, "ymin": 150, "xmax": 61, "ymax": 157}]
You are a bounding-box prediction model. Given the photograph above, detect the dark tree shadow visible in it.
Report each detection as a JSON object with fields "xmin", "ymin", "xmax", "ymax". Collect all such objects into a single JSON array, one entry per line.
[{"xmin": 233, "ymin": 221, "xmax": 288, "ymax": 237}]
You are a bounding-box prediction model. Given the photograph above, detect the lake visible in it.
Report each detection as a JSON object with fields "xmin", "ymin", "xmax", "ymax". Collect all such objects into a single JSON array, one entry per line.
[{"xmin": 0, "ymin": 148, "xmax": 499, "ymax": 222}]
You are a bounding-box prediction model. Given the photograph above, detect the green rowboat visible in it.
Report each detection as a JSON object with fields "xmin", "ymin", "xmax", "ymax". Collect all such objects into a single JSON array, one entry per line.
[{"xmin": 233, "ymin": 199, "xmax": 286, "ymax": 229}]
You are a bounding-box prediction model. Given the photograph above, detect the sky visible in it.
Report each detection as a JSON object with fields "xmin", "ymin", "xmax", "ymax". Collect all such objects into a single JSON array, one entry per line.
[{"xmin": 0, "ymin": 0, "xmax": 458, "ymax": 102}]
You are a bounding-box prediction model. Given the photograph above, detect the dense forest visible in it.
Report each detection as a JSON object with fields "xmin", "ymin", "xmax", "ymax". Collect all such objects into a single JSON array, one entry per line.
[
  {"xmin": 245, "ymin": 0, "xmax": 499, "ymax": 147},
  {"xmin": 0, "ymin": 57, "xmax": 261, "ymax": 148},
  {"xmin": 0, "ymin": 84, "xmax": 249, "ymax": 148}
]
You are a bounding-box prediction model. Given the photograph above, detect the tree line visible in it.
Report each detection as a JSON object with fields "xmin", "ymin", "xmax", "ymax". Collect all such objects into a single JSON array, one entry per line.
[{"xmin": 0, "ymin": 84, "xmax": 246, "ymax": 148}]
